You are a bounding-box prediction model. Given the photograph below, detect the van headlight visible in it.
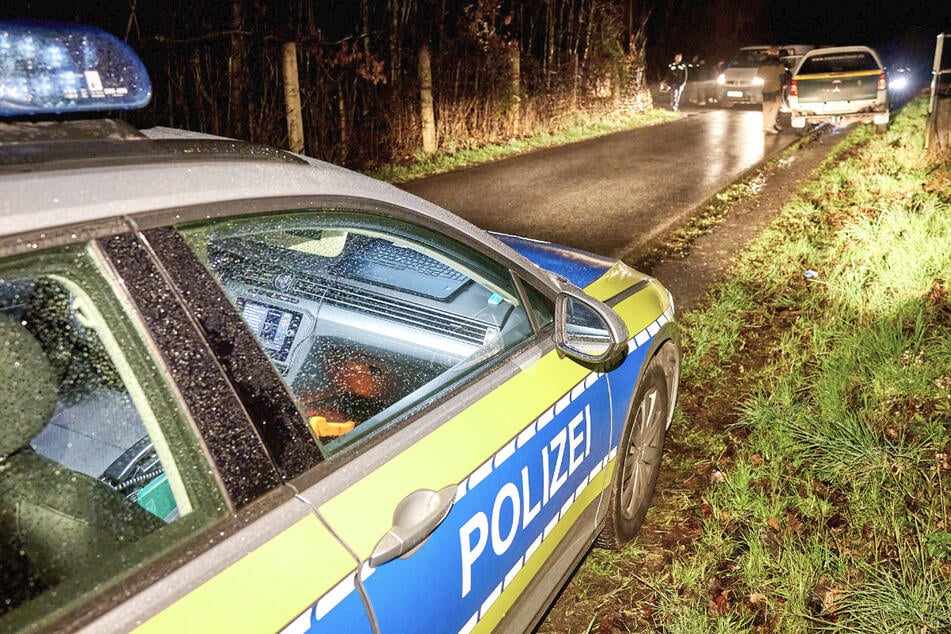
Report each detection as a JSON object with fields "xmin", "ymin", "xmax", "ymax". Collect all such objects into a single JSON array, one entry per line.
[
  {"xmin": 716, "ymin": 74, "xmax": 726, "ymax": 85},
  {"xmin": 752, "ymin": 77, "xmax": 764, "ymax": 86}
]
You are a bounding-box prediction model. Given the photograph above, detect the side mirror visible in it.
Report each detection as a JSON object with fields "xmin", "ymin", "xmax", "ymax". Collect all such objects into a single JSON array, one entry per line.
[{"xmin": 554, "ymin": 290, "xmax": 629, "ymax": 371}]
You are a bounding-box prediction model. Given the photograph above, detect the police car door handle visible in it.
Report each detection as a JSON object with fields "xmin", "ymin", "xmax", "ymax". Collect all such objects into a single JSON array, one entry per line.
[{"xmin": 369, "ymin": 485, "xmax": 457, "ymax": 567}]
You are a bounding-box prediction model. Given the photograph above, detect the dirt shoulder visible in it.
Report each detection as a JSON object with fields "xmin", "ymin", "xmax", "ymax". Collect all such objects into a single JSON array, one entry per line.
[{"xmin": 538, "ymin": 124, "xmax": 849, "ymax": 633}]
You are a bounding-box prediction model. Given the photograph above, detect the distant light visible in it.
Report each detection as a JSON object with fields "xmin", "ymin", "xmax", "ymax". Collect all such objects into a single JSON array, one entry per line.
[{"xmin": 890, "ymin": 75, "xmax": 908, "ymax": 91}]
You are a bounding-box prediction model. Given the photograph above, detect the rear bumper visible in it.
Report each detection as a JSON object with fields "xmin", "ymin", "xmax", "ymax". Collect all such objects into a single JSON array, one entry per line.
[
  {"xmin": 789, "ymin": 97, "xmax": 888, "ymax": 128},
  {"xmin": 790, "ymin": 109, "xmax": 889, "ymax": 128}
]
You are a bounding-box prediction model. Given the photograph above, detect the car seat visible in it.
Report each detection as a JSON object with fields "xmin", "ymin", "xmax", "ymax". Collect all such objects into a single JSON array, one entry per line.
[{"xmin": 0, "ymin": 315, "xmax": 163, "ymax": 604}]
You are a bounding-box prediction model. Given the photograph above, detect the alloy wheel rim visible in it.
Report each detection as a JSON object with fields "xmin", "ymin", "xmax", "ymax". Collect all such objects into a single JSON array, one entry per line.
[{"xmin": 620, "ymin": 386, "xmax": 663, "ymax": 518}]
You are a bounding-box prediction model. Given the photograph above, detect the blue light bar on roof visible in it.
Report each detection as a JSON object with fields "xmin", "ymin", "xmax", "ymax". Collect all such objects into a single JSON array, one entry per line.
[{"xmin": 0, "ymin": 19, "xmax": 151, "ymax": 116}]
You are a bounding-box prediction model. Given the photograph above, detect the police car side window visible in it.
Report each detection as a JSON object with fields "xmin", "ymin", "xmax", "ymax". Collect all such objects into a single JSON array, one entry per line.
[
  {"xmin": 179, "ymin": 212, "xmax": 542, "ymax": 454},
  {"xmin": 0, "ymin": 245, "xmax": 223, "ymax": 630}
]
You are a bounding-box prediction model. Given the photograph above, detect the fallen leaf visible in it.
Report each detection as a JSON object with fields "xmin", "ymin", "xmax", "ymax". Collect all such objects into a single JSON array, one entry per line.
[
  {"xmin": 826, "ymin": 513, "xmax": 845, "ymax": 529},
  {"xmin": 749, "ymin": 592, "xmax": 767, "ymax": 605},
  {"xmin": 820, "ymin": 585, "xmax": 843, "ymax": 614},
  {"xmin": 809, "ymin": 577, "xmax": 843, "ymax": 615},
  {"xmin": 708, "ymin": 591, "xmax": 729, "ymax": 615},
  {"xmin": 786, "ymin": 513, "xmax": 805, "ymax": 533}
]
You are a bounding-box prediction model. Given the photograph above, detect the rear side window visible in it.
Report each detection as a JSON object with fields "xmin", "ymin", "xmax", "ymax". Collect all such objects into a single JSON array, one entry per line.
[
  {"xmin": 0, "ymin": 244, "xmax": 224, "ymax": 630},
  {"xmin": 799, "ymin": 52, "xmax": 880, "ymax": 74}
]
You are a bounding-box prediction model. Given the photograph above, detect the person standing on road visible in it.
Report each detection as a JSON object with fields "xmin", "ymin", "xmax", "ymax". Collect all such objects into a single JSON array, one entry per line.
[
  {"xmin": 665, "ymin": 53, "xmax": 688, "ymax": 112},
  {"xmin": 687, "ymin": 55, "xmax": 708, "ymax": 105},
  {"xmin": 757, "ymin": 46, "xmax": 787, "ymax": 134}
]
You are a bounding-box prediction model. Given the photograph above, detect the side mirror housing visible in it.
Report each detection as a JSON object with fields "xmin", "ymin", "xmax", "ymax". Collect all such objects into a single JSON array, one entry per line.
[{"xmin": 554, "ymin": 289, "xmax": 629, "ymax": 372}]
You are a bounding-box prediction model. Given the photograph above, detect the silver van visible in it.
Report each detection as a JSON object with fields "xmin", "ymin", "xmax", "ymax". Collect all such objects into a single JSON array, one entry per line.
[{"xmin": 716, "ymin": 44, "xmax": 815, "ymax": 107}]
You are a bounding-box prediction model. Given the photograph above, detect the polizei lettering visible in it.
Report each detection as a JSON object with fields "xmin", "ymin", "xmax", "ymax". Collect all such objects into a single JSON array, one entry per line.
[{"xmin": 459, "ymin": 403, "xmax": 592, "ymax": 598}]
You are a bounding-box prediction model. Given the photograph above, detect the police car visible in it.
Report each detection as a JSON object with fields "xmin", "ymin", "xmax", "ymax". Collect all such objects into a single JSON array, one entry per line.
[{"xmin": 0, "ymin": 20, "xmax": 679, "ymax": 633}]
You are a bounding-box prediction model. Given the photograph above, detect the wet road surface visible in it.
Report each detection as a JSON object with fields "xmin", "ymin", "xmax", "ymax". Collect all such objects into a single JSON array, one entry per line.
[{"xmin": 400, "ymin": 107, "xmax": 801, "ymax": 262}]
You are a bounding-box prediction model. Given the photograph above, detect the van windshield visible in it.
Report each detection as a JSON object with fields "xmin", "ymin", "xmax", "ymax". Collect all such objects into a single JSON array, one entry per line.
[{"xmin": 729, "ymin": 49, "xmax": 769, "ymax": 68}]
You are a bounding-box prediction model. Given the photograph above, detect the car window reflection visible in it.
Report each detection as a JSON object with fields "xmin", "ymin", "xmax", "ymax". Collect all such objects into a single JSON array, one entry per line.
[
  {"xmin": 180, "ymin": 214, "xmax": 548, "ymax": 452},
  {"xmin": 0, "ymin": 252, "xmax": 222, "ymax": 625}
]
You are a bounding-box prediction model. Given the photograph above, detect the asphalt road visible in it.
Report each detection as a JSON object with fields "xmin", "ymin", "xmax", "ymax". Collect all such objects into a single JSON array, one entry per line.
[{"xmin": 400, "ymin": 106, "xmax": 802, "ymax": 263}]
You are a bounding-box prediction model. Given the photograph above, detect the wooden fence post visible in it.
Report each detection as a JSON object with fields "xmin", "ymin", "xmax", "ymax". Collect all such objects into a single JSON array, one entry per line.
[
  {"xmin": 282, "ymin": 42, "xmax": 305, "ymax": 154},
  {"xmin": 509, "ymin": 43, "xmax": 521, "ymax": 135},
  {"xmin": 419, "ymin": 44, "xmax": 437, "ymax": 155}
]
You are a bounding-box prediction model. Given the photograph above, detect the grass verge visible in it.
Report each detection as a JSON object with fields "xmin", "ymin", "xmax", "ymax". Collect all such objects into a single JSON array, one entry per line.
[{"xmin": 544, "ymin": 98, "xmax": 951, "ymax": 633}]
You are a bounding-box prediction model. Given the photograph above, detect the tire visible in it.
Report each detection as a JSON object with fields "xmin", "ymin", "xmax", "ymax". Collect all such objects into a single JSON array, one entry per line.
[{"xmin": 597, "ymin": 355, "xmax": 671, "ymax": 549}]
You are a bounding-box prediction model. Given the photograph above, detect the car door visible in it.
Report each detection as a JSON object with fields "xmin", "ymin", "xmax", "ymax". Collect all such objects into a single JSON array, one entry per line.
[
  {"xmin": 0, "ymin": 239, "xmax": 229, "ymax": 631},
  {"xmin": 304, "ymin": 345, "xmax": 616, "ymax": 633},
  {"xmin": 165, "ymin": 206, "xmax": 622, "ymax": 632}
]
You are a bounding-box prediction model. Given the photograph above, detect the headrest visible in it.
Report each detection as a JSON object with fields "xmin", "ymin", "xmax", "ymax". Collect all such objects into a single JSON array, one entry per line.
[{"xmin": 0, "ymin": 315, "xmax": 58, "ymax": 457}]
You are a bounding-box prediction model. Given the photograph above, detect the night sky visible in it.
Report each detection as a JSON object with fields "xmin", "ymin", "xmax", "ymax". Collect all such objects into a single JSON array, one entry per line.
[
  {"xmin": 768, "ymin": 2, "xmax": 949, "ymax": 64},
  {"xmin": 646, "ymin": 0, "xmax": 951, "ymax": 76},
  {"xmin": 2, "ymin": 1, "xmax": 949, "ymax": 78}
]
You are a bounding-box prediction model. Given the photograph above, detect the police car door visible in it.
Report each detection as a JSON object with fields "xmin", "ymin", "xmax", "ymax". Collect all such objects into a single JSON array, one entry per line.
[
  {"xmin": 297, "ymin": 345, "xmax": 615, "ymax": 633},
  {"xmin": 258, "ymin": 218, "xmax": 618, "ymax": 633}
]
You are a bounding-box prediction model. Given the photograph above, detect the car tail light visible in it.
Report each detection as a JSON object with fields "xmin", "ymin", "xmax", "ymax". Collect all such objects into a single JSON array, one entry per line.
[
  {"xmin": 789, "ymin": 79, "xmax": 798, "ymax": 97},
  {"xmin": 878, "ymin": 73, "xmax": 887, "ymax": 90}
]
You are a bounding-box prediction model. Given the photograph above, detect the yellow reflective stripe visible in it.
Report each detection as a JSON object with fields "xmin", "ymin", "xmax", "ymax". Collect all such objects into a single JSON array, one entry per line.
[
  {"xmin": 317, "ymin": 349, "xmax": 588, "ymax": 551},
  {"xmin": 135, "ymin": 515, "xmax": 356, "ymax": 633},
  {"xmin": 583, "ymin": 264, "xmax": 673, "ymax": 339},
  {"xmin": 795, "ymin": 70, "xmax": 882, "ymax": 80},
  {"xmin": 611, "ymin": 279, "xmax": 671, "ymax": 336},
  {"xmin": 582, "ymin": 261, "xmax": 650, "ymax": 301}
]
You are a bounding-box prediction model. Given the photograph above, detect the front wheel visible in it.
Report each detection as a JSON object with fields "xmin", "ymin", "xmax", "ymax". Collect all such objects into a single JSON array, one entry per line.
[{"xmin": 597, "ymin": 356, "xmax": 671, "ymax": 549}]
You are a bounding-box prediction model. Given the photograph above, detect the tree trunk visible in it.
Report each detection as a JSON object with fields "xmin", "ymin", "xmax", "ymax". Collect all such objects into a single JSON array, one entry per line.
[
  {"xmin": 229, "ymin": 0, "xmax": 249, "ymax": 140},
  {"xmin": 545, "ymin": 1, "xmax": 555, "ymax": 89},
  {"xmin": 388, "ymin": 0, "xmax": 400, "ymax": 85},
  {"xmin": 282, "ymin": 42, "xmax": 305, "ymax": 154},
  {"xmin": 419, "ymin": 44, "xmax": 436, "ymax": 155}
]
